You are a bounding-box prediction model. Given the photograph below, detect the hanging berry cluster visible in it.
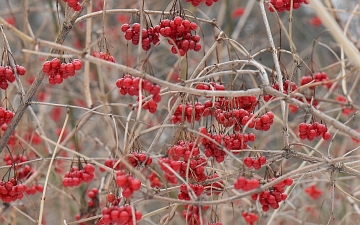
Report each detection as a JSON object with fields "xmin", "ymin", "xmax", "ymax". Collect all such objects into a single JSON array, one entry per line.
[
  {"xmin": 63, "ymin": 0, "xmax": 82, "ymax": 11},
  {"xmin": 159, "ymin": 139, "xmax": 208, "ymax": 183},
  {"xmin": 42, "ymin": 58, "xmax": 83, "ymax": 85},
  {"xmin": 0, "ymin": 178, "xmax": 27, "ymax": 203},
  {"xmin": 234, "ymin": 176, "xmax": 260, "ymax": 191},
  {"xmin": 100, "ymin": 159, "xmax": 124, "ymax": 172},
  {"xmin": 87, "ymin": 188, "xmax": 99, "ymax": 207},
  {"xmin": 0, "ymin": 65, "xmax": 26, "ymax": 90},
  {"xmin": 268, "ymin": 0, "xmax": 309, "ymax": 12},
  {"xmin": 298, "ymin": 122, "xmax": 331, "ymax": 141},
  {"xmin": 264, "ymin": 80, "xmax": 298, "ymax": 102},
  {"xmin": 242, "ymin": 212, "xmax": 258, "ymax": 225},
  {"xmin": 3, "ymin": 154, "xmax": 34, "ymax": 180},
  {"xmin": 99, "ymin": 205, "xmax": 142, "ymax": 225},
  {"xmin": 251, "ymin": 177, "xmax": 293, "ymax": 212},
  {"xmin": 115, "ymin": 74, "xmax": 161, "ymax": 114},
  {"xmin": 305, "ymin": 184, "xmax": 322, "ymax": 200},
  {"xmin": 128, "ymin": 152, "xmax": 153, "ymax": 167},
  {"xmin": 0, "ymin": 107, "xmax": 16, "ymax": 146},
  {"xmin": 199, "ymin": 127, "xmax": 256, "ymax": 163},
  {"xmin": 62, "ymin": 164, "xmax": 95, "ymax": 187},
  {"xmin": 244, "ymin": 155, "xmax": 267, "ymax": 170},
  {"xmin": 121, "ymin": 23, "xmax": 160, "ymax": 51},
  {"xmin": 186, "ymin": 0, "xmax": 219, "ymax": 7},
  {"xmin": 155, "ymin": 16, "xmax": 201, "ymax": 56},
  {"xmin": 115, "ymin": 171, "xmax": 141, "ymax": 198},
  {"xmin": 178, "ymin": 183, "xmax": 204, "ymax": 200},
  {"xmin": 301, "ymin": 72, "xmax": 332, "ymax": 89},
  {"xmin": 92, "ymin": 50, "xmax": 115, "ymax": 63},
  {"xmin": 148, "ymin": 172, "xmax": 162, "ymax": 188},
  {"xmin": 335, "ymin": 95, "xmax": 354, "ymax": 115},
  {"xmin": 25, "ymin": 184, "xmax": 43, "ymax": 195},
  {"xmin": 171, "ymin": 94, "xmax": 269, "ymax": 132},
  {"xmin": 181, "ymin": 205, "xmax": 209, "ymax": 225}
]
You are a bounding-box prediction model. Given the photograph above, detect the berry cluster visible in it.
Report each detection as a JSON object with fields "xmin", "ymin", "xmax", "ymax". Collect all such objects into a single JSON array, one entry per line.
[
  {"xmin": 92, "ymin": 50, "xmax": 115, "ymax": 63},
  {"xmin": 181, "ymin": 205, "xmax": 202, "ymax": 225},
  {"xmin": 87, "ymin": 188, "xmax": 99, "ymax": 207},
  {"xmin": 156, "ymin": 17, "xmax": 201, "ymax": 56},
  {"xmin": 115, "ymin": 74, "xmax": 161, "ymax": 113},
  {"xmin": 157, "ymin": 158, "xmax": 179, "ymax": 184},
  {"xmin": 115, "ymin": 171, "xmax": 141, "ymax": 198},
  {"xmin": 3, "ymin": 154, "xmax": 34, "ymax": 180},
  {"xmin": 241, "ymin": 212, "xmax": 258, "ymax": 225},
  {"xmin": 0, "ymin": 108, "xmax": 16, "ymax": 146},
  {"xmin": 171, "ymin": 87, "xmax": 263, "ymax": 131},
  {"xmin": 171, "ymin": 102, "xmax": 205, "ymax": 124},
  {"xmin": 268, "ymin": 0, "xmax": 309, "ymax": 12},
  {"xmin": 158, "ymin": 155, "xmax": 207, "ymax": 183},
  {"xmin": 305, "ymin": 185, "xmax": 322, "ymax": 200},
  {"xmin": 167, "ymin": 140, "xmax": 200, "ymax": 161},
  {"xmin": 264, "ymin": 80, "xmax": 298, "ymax": 102},
  {"xmin": 62, "ymin": 164, "xmax": 95, "ymax": 187},
  {"xmin": 121, "ymin": 23, "xmax": 160, "ymax": 51},
  {"xmin": 100, "ymin": 159, "xmax": 123, "ymax": 172},
  {"xmin": 99, "ymin": 205, "xmax": 142, "ymax": 225},
  {"xmin": 186, "ymin": 0, "xmax": 219, "ymax": 7},
  {"xmin": 148, "ymin": 172, "xmax": 162, "ymax": 188},
  {"xmin": 25, "ymin": 184, "xmax": 43, "ymax": 195},
  {"xmin": 128, "ymin": 152, "xmax": 153, "ymax": 167},
  {"xmin": 106, "ymin": 192, "xmax": 118, "ymax": 204},
  {"xmin": 158, "ymin": 140, "xmax": 204, "ymax": 183},
  {"xmin": 199, "ymin": 127, "xmax": 255, "ymax": 162},
  {"xmin": 335, "ymin": 95, "xmax": 354, "ymax": 115},
  {"xmin": 240, "ymin": 112, "xmax": 275, "ymax": 131},
  {"xmin": 0, "ymin": 178, "xmax": 27, "ymax": 203},
  {"xmin": 195, "ymin": 82, "xmax": 225, "ymax": 92},
  {"xmin": 234, "ymin": 176, "xmax": 259, "ymax": 191},
  {"xmin": 63, "ymin": 0, "xmax": 82, "ymax": 11},
  {"xmin": 298, "ymin": 122, "xmax": 331, "ymax": 141},
  {"xmin": 301, "ymin": 72, "xmax": 332, "ymax": 89},
  {"xmin": 0, "ymin": 65, "xmax": 26, "ymax": 90},
  {"xmin": 178, "ymin": 183, "xmax": 204, "ymax": 200},
  {"xmin": 42, "ymin": 58, "xmax": 83, "ymax": 85},
  {"xmin": 244, "ymin": 156, "xmax": 267, "ymax": 170},
  {"xmin": 252, "ymin": 177, "xmax": 293, "ymax": 212},
  {"xmin": 0, "ymin": 107, "xmax": 14, "ymax": 126}
]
